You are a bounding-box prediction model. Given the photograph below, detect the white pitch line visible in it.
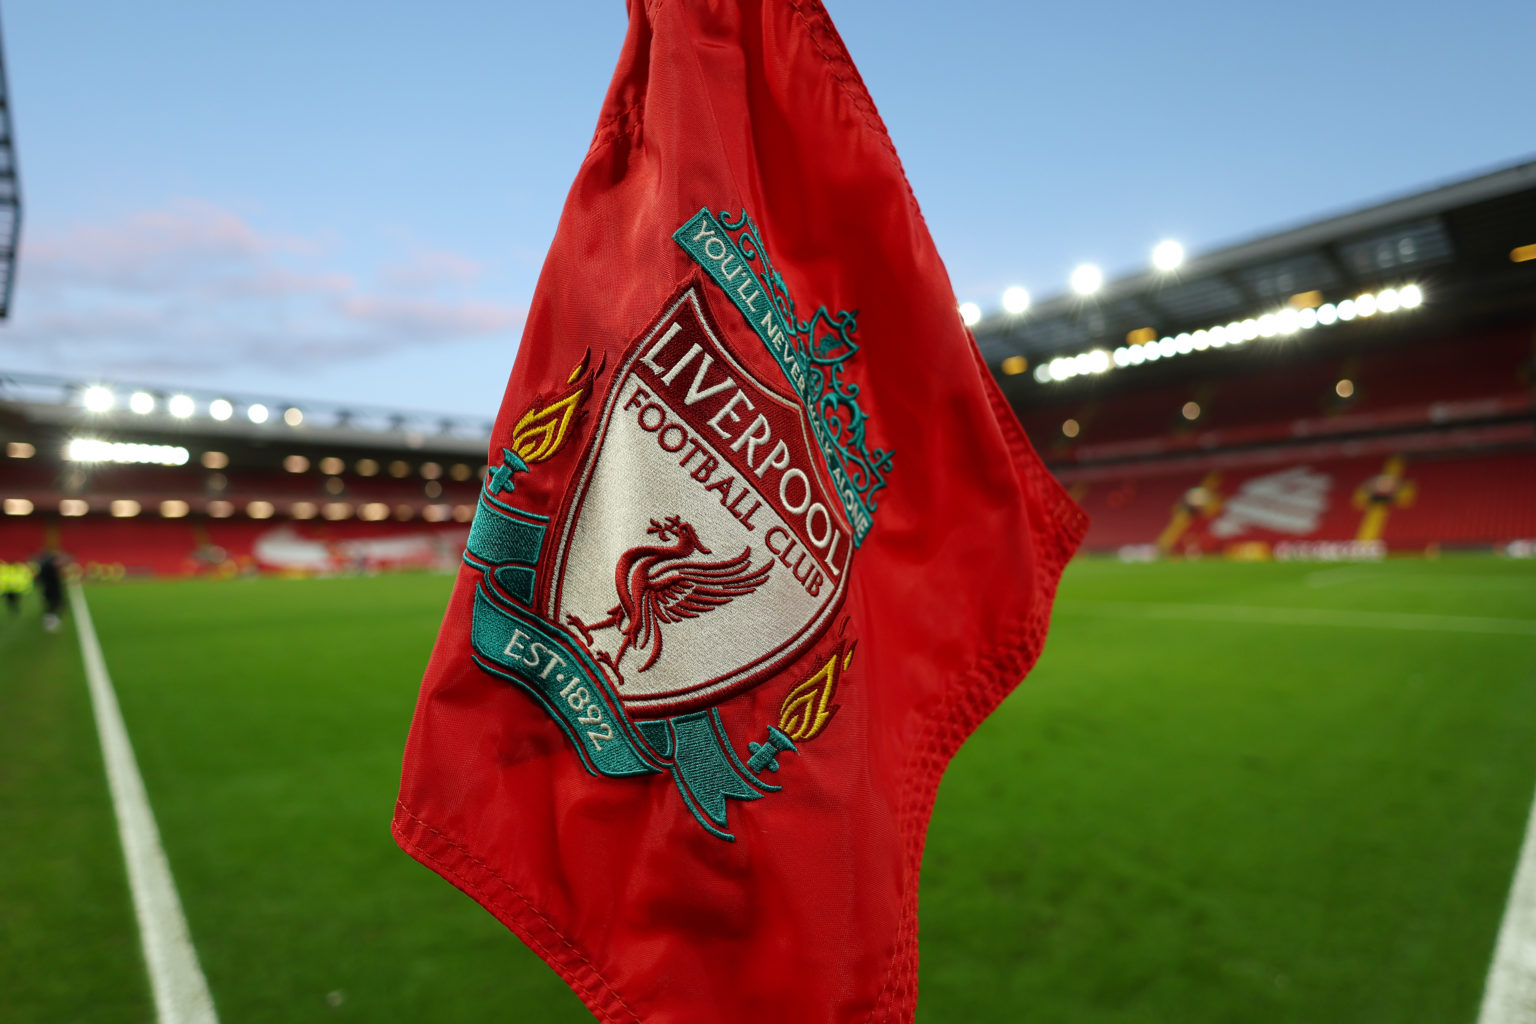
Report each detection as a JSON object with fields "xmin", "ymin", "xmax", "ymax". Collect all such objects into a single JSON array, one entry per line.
[
  {"xmin": 1055, "ymin": 599, "xmax": 1536, "ymax": 638},
  {"xmin": 1478, "ymin": 779, "xmax": 1536, "ymax": 1024},
  {"xmin": 70, "ymin": 585, "xmax": 220, "ymax": 1024}
]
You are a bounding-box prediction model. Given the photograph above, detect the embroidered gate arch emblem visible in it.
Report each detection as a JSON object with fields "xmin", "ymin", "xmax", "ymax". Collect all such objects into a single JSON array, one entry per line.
[{"xmin": 461, "ymin": 211, "xmax": 890, "ymax": 841}]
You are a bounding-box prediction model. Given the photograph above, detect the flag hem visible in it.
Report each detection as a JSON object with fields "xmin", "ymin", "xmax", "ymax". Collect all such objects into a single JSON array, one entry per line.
[{"xmin": 391, "ymin": 801, "xmax": 643, "ymax": 1024}]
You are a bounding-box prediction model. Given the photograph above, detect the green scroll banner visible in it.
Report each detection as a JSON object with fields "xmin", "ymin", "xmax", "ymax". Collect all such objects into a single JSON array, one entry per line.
[
  {"xmin": 464, "ymin": 465, "xmax": 777, "ymax": 840},
  {"xmin": 471, "ymin": 586, "xmax": 659, "ymax": 779}
]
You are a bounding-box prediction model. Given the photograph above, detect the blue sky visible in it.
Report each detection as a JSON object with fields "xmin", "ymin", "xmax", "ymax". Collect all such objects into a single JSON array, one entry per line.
[{"xmin": 3, "ymin": 0, "xmax": 1531, "ymax": 415}]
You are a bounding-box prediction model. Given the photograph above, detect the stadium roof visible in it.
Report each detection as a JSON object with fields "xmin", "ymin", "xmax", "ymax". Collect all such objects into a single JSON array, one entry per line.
[
  {"xmin": 0, "ymin": 370, "xmax": 492, "ymax": 456},
  {"xmin": 974, "ymin": 157, "xmax": 1536, "ymax": 391},
  {"xmin": 0, "ymin": 11, "xmax": 20, "ymax": 320}
]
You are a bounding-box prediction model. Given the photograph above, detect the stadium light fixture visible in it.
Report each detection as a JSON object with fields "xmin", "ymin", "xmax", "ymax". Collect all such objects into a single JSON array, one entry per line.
[
  {"xmin": 283, "ymin": 407, "xmax": 304, "ymax": 427},
  {"xmin": 129, "ymin": 391, "xmax": 156, "ymax": 415},
  {"xmin": 1336, "ymin": 379, "xmax": 1354, "ymax": 398},
  {"xmin": 209, "ymin": 398, "xmax": 234, "ymax": 421},
  {"xmin": 247, "ymin": 403, "xmax": 270, "ymax": 424},
  {"xmin": 1511, "ymin": 244, "xmax": 1536, "ymax": 263},
  {"xmin": 1001, "ymin": 286, "xmax": 1031, "ymax": 315},
  {"xmin": 208, "ymin": 500, "xmax": 235, "ymax": 518},
  {"xmin": 7, "ymin": 441, "xmax": 35, "ymax": 458},
  {"xmin": 1070, "ymin": 264, "xmax": 1103, "ymax": 296},
  {"xmin": 66, "ymin": 439, "xmax": 190, "ymax": 466},
  {"xmin": 1001, "ymin": 355, "xmax": 1028, "ymax": 376},
  {"xmin": 60, "ymin": 499, "xmax": 89, "ymax": 517},
  {"xmin": 1151, "ymin": 240, "xmax": 1184, "ymax": 272},
  {"xmin": 111, "ymin": 500, "xmax": 142, "ymax": 518},
  {"xmin": 958, "ymin": 302, "xmax": 982, "ymax": 327},
  {"xmin": 247, "ymin": 501, "xmax": 275, "ymax": 520},
  {"xmin": 160, "ymin": 500, "xmax": 190, "ymax": 518},
  {"xmin": 3, "ymin": 498, "xmax": 32, "ymax": 515},
  {"xmin": 83, "ymin": 386, "xmax": 115, "ymax": 413},
  {"xmin": 168, "ymin": 394, "xmax": 196, "ymax": 419},
  {"xmin": 202, "ymin": 451, "xmax": 229, "ymax": 469},
  {"xmin": 1027, "ymin": 283, "xmax": 1424, "ymax": 385}
]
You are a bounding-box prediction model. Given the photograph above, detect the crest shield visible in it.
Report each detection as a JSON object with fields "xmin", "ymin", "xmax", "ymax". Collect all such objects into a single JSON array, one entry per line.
[{"xmin": 546, "ymin": 286, "xmax": 853, "ymax": 719}]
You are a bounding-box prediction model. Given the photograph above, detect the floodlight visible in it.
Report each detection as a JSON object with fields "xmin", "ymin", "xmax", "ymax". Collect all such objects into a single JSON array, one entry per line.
[
  {"xmin": 209, "ymin": 399, "xmax": 234, "ymax": 421},
  {"xmin": 1336, "ymin": 299, "xmax": 1357, "ymax": 321},
  {"xmin": 1298, "ymin": 308, "xmax": 1318, "ymax": 329},
  {"xmin": 284, "ymin": 407, "xmax": 304, "ymax": 426},
  {"xmin": 1087, "ymin": 349, "xmax": 1111, "ymax": 374},
  {"xmin": 1355, "ymin": 293, "xmax": 1377, "ymax": 317},
  {"xmin": 1399, "ymin": 284, "xmax": 1423, "ymax": 308},
  {"xmin": 1316, "ymin": 303, "xmax": 1338, "ymax": 325},
  {"xmin": 1001, "ymin": 286, "xmax": 1030, "ymax": 315},
  {"xmin": 1151, "ymin": 240, "xmax": 1184, "ymax": 272},
  {"xmin": 248, "ymin": 403, "xmax": 270, "ymax": 424},
  {"xmin": 958, "ymin": 302, "xmax": 982, "ymax": 327},
  {"xmin": 1376, "ymin": 288, "xmax": 1400, "ymax": 313},
  {"xmin": 83, "ymin": 386, "xmax": 114, "ymax": 413},
  {"xmin": 169, "ymin": 394, "xmax": 196, "ymax": 418},
  {"xmin": 1070, "ymin": 264, "xmax": 1103, "ymax": 295},
  {"xmin": 129, "ymin": 391, "xmax": 155, "ymax": 415},
  {"xmin": 1033, "ymin": 365, "xmax": 1051, "ymax": 383}
]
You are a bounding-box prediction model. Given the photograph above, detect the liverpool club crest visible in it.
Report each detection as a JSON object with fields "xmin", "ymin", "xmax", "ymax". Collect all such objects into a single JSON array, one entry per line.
[{"xmin": 460, "ymin": 209, "xmax": 891, "ymax": 840}]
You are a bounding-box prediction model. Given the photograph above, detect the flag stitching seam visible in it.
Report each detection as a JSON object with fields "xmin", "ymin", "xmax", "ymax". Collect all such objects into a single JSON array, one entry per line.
[
  {"xmin": 393, "ymin": 802, "xmax": 643, "ymax": 1023},
  {"xmin": 785, "ymin": 0, "xmax": 926, "ymax": 226}
]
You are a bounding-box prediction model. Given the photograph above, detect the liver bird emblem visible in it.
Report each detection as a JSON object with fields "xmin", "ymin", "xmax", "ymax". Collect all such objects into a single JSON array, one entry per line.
[{"xmin": 566, "ymin": 515, "xmax": 772, "ymax": 680}]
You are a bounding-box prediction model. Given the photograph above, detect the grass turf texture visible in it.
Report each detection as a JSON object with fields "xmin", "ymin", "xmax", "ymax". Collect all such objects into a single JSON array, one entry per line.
[
  {"xmin": 2, "ymin": 557, "xmax": 1533, "ymax": 1021},
  {"xmin": 0, "ymin": 598, "xmax": 153, "ymax": 1023}
]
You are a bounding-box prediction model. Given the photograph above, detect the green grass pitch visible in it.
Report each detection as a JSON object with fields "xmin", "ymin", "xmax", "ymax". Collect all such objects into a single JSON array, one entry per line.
[{"xmin": 2, "ymin": 556, "xmax": 1534, "ymax": 1022}]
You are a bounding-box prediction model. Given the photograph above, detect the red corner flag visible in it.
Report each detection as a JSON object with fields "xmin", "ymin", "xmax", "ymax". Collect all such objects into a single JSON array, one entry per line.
[{"xmin": 393, "ymin": 1, "xmax": 1086, "ymax": 1020}]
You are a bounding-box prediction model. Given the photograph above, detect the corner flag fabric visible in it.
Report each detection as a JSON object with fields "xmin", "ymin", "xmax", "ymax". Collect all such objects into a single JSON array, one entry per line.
[{"xmin": 393, "ymin": 1, "xmax": 1087, "ymax": 1020}]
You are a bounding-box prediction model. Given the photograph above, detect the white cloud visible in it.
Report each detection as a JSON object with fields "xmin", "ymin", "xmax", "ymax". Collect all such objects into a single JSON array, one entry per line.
[{"xmin": 7, "ymin": 199, "xmax": 524, "ymax": 377}]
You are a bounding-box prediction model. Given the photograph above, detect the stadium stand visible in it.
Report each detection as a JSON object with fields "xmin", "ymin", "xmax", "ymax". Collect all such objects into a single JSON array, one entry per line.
[
  {"xmin": 0, "ymin": 375, "xmax": 490, "ymax": 577},
  {"xmin": 975, "ymin": 159, "xmax": 1536, "ymax": 559}
]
